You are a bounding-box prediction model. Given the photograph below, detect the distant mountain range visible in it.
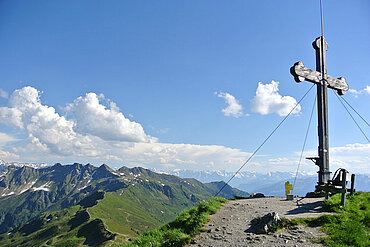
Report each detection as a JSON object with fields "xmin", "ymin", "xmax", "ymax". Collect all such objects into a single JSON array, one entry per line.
[
  {"xmin": 0, "ymin": 160, "xmax": 50, "ymax": 170},
  {"xmin": 1, "ymin": 160, "xmax": 367, "ymax": 197},
  {"xmin": 156, "ymin": 169, "xmax": 369, "ymax": 197},
  {"xmin": 0, "ymin": 162, "xmax": 248, "ymax": 245}
]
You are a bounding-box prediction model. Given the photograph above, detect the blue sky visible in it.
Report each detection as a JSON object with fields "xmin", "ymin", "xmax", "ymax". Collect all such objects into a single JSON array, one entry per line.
[{"xmin": 0, "ymin": 0, "xmax": 369, "ymax": 174}]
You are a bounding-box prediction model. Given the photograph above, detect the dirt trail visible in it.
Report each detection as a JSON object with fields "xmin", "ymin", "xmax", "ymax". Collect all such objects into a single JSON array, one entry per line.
[{"xmin": 187, "ymin": 197, "xmax": 334, "ymax": 247}]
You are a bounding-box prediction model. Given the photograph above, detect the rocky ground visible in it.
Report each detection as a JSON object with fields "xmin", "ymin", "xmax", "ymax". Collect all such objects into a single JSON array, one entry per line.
[{"xmin": 187, "ymin": 197, "xmax": 334, "ymax": 247}]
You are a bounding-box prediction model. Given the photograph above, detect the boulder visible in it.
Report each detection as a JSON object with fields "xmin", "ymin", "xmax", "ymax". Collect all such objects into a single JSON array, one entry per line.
[
  {"xmin": 250, "ymin": 193, "xmax": 265, "ymax": 198},
  {"xmin": 251, "ymin": 212, "xmax": 281, "ymax": 234}
]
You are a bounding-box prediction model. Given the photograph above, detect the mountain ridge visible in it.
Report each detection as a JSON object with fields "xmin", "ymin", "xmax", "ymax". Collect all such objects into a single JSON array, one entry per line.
[{"xmin": 0, "ymin": 163, "xmax": 248, "ymax": 237}]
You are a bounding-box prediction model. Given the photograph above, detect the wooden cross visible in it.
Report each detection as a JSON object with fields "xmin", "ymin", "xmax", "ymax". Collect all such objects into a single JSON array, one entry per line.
[{"xmin": 290, "ymin": 36, "xmax": 349, "ymax": 191}]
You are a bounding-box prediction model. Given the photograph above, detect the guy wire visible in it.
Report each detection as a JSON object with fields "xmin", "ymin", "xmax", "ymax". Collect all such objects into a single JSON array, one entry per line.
[{"xmin": 214, "ymin": 84, "xmax": 315, "ymax": 197}]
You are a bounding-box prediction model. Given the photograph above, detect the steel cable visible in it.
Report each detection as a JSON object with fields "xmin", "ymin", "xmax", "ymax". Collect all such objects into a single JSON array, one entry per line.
[
  {"xmin": 341, "ymin": 96, "xmax": 370, "ymax": 128},
  {"xmin": 292, "ymin": 95, "xmax": 316, "ymax": 192},
  {"xmin": 214, "ymin": 84, "xmax": 315, "ymax": 197},
  {"xmin": 333, "ymin": 92, "xmax": 370, "ymax": 143}
]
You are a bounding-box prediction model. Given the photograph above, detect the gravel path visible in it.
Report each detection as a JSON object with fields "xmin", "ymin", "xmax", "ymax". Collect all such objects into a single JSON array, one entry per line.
[{"xmin": 187, "ymin": 197, "xmax": 334, "ymax": 247}]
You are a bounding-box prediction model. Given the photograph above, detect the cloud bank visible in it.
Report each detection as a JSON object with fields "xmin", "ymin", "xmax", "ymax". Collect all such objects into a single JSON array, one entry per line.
[
  {"xmin": 251, "ymin": 81, "xmax": 301, "ymax": 116},
  {"xmin": 0, "ymin": 86, "xmax": 252, "ymax": 171}
]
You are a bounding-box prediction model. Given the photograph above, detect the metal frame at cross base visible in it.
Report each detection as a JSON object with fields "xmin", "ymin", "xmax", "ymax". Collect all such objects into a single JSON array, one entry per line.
[{"xmin": 290, "ymin": 36, "xmax": 349, "ymax": 193}]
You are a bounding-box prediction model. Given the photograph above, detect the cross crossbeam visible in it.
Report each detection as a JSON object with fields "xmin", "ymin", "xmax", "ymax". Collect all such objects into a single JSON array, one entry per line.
[{"xmin": 291, "ymin": 61, "xmax": 348, "ymax": 95}]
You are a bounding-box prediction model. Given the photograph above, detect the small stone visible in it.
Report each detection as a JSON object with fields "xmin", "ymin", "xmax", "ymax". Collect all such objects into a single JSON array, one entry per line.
[
  {"xmin": 215, "ymin": 227, "xmax": 221, "ymax": 231},
  {"xmin": 212, "ymin": 234, "xmax": 223, "ymax": 240}
]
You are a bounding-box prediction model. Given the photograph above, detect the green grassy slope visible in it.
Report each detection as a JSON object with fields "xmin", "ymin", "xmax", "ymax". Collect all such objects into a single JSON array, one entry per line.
[
  {"xmin": 285, "ymin": 191, "xmax": 370, "ymax": 247},
  {"xmin": 117, "ymin": 197, "xmax": 228, "ymax": 247},
  {"xmin": 88, "ymin": 177, "xmax": 220, "ymax": 242},
  {"xmin": 0, "ymin": 191, "xmax": 115, "ymax": 247},
  {"xmin": 317, "ymin": 192, "xmax": 369, "ymax": 246},
  {"xmin": 0, "ymin": 206, "xmax": 83, "ymax": 247},
  {"xmin": 88, "ymin": 191, "xmax": 160, "ymax": 240}
]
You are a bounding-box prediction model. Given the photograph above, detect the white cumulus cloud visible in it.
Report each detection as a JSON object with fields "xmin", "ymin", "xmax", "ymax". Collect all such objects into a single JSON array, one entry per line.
[
  {"xmin": 217, "ymin": 92, "xmax": 243, "ymax": 117},
  {"xmin": 0, "ymin": 86, "xmax": 154, "ymax": 157},
  {"xmin": 65, "ymin": 92, "xmax": 156, "ymax": 143},
  {"xmin": 349, "ymin": 85, "xmax": 370, "ymax": 97},
  {"xmin": 1, "ymin": 87, "xmax": 84, "ymax": 155},
  {"xmin": 251, "ymin": 80, "xmax": 301, "ymax": 116}
]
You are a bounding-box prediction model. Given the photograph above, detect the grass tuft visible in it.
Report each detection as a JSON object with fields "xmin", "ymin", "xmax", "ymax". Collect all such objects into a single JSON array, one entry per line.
[{"xmin": 286, "ymin": 192, "xmax": 370, "ymax": 247}]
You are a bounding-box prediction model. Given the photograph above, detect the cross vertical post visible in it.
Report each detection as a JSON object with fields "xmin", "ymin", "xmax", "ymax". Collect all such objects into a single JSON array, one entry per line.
[{"xmin": 314, "ymin": 36, "xmax": 331, "ymax": 187}]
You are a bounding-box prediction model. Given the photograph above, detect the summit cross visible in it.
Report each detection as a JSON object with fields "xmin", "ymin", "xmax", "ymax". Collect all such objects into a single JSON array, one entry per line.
[{"xmin": 290, "ymin": 36, "xmax": 349, "ymax": 190}]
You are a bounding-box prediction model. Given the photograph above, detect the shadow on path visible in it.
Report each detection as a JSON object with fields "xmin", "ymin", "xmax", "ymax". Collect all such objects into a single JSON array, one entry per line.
[{"xmin": 286, "ymin": 200, "xmax": 323, "ymax": 215}]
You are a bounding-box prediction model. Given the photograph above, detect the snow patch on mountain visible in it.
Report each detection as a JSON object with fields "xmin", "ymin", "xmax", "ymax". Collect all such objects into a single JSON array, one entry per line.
[
  {"xmin": 32, "ymin": 182, "xmax": 51, "ymax": 192},
  {"xmin": 18, "ymin": 180, "xmax": 38, "ymax": 195}
]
